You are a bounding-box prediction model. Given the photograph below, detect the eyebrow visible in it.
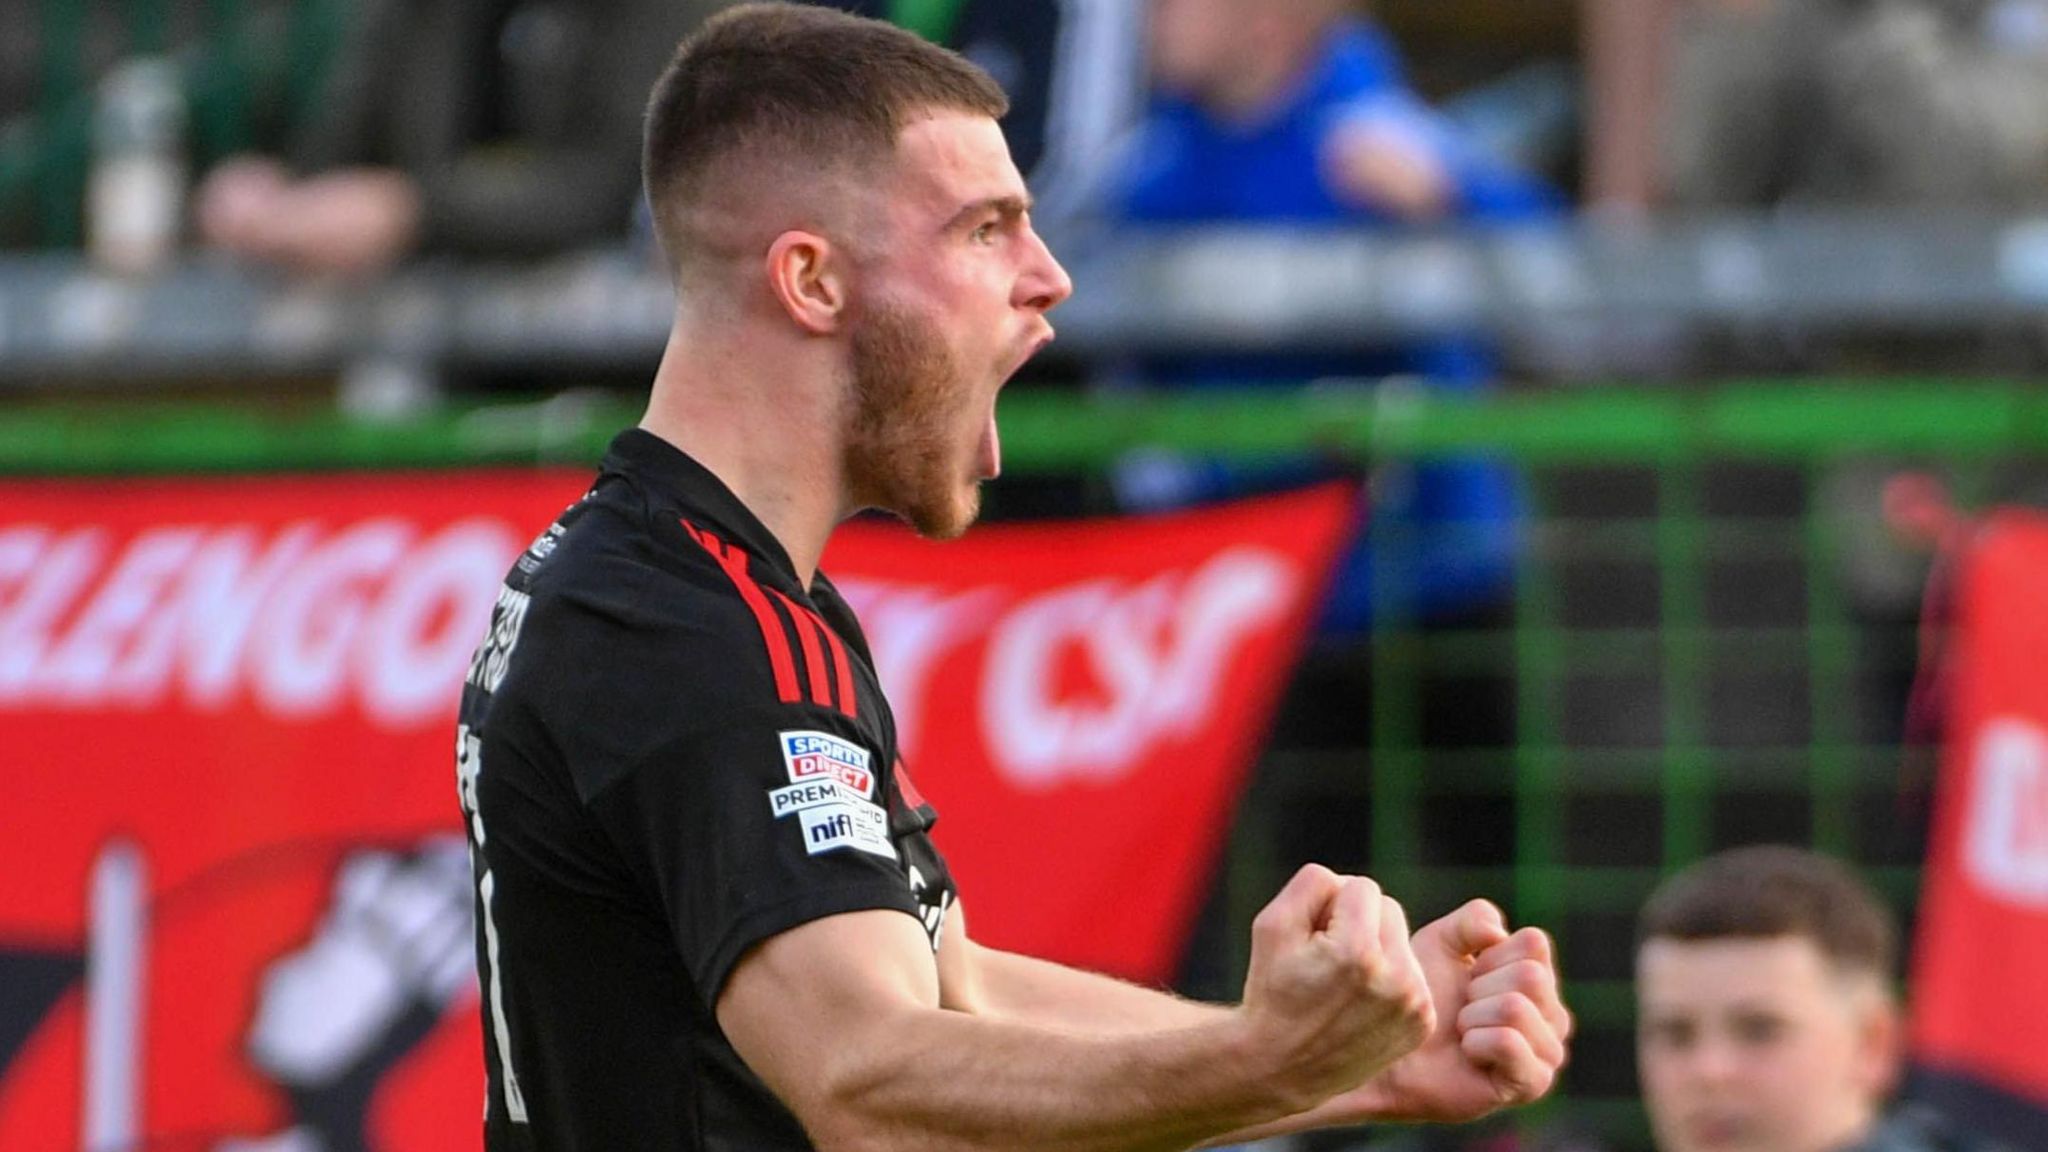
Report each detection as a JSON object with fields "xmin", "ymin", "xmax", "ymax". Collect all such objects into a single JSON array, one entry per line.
[{"xmin": 943, "ymin": 194, "xmax": 1032, "ymax": 233}]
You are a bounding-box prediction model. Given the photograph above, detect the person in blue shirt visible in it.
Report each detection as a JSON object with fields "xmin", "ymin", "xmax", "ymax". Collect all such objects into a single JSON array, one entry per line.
[
  {"xmin": 1108, "ymin": 0, "xmax": 1562, "ymax": 631},
  {"xmin": 1127, "ymin": 0, "xmax": 1556, "ymax": 224}
]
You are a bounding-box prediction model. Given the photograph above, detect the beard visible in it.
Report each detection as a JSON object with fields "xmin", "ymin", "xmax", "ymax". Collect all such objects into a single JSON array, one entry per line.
[{"xmin": 844, "ymin": 301, "xmax": 982, "ymax": 540}]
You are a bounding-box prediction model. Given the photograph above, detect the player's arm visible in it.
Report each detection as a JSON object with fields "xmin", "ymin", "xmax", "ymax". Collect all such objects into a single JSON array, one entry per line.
[
  {"xmin": 940, "ymin": 898, "xmax": 1573, "ymax": 1143},
  {"xmin": 717, "ymin": 865, "xmax": 1435, "ymax": 1152},
  {"xmin": 935, "ymin": 901, "xmax": 1226, "ymax": 1034}
]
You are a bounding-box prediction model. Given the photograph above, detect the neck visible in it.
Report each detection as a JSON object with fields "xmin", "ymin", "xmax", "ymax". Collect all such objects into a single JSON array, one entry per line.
[{"xmin": 638, "ymin": 313, "xmax": 847, "ymax": 586}]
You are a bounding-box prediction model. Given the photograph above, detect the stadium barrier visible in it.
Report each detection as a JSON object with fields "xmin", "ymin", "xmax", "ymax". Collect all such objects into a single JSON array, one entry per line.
[{"xmin": 6, "ymin": 214, "xmax": 2048, "ymax": 385}]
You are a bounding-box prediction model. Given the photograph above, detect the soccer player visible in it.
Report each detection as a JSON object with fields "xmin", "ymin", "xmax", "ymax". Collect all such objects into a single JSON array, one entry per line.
[
  {"xmin": 1637, "ymin": 846, "xmax": 1968, "ymax": 1152},
  {"xmin": 454, "ymin": 5, "xmax": 1570, "ymax": 1149}
]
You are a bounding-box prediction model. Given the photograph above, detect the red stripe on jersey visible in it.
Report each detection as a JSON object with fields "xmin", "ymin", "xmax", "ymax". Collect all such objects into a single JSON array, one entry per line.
[
  {"xmin": 894, "ymin": 759, "xmax": 929, "ymax": 811},
  {"xmin": 781, "ymin": 596, "xmax": 859, "ymax": 719},
  {"xmin": 817, "ymin": 614, "xmax": 858, "ymax": 719},
  {"xmin": 770, "ymin": 589, "xmax": 833, "ymax": 710},
  {"xmin": 682, "ymin": 520, "xmax": 801, "ymax": 704}
]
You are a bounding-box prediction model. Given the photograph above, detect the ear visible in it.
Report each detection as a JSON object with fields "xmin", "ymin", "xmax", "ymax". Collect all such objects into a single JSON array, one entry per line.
[
  {"xmin": 1851, "ymin": 991, "xmax": 1903, "ymax": 1101},
  {"xmin": 764, "ymin": 230, "xmax": 849, "ymax": 336}
]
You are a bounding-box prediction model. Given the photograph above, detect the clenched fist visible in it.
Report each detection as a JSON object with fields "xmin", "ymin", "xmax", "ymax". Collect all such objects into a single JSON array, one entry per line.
[
  {"xmin": 1352, "ymin": 899, "xmax": 1574, "ymax": 1123},
  {"xmin": 1236, "ymin": 865, "xmax": 1436, "ymax": 1111}
]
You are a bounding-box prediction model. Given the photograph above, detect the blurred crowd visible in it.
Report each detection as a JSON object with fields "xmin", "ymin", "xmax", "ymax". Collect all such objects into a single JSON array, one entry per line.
[
  {"xmin": 7, "ymin": 1, "xmax": 2048, "ymax": 260},
  {"xmin": 1663, "ymin": 0, "xmax": 2048, "ymax": 209},
  {"xmin": 1, "ymin": 0, "xmax": 1571, "ymax": 266}
]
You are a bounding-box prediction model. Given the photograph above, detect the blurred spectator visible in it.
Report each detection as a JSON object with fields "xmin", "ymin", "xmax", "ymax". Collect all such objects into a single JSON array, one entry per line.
[
  {"xmin": 196, "ymin": 0, "xmax": 734, "ymax": 276},
  {"xmin": 1637, "ymin": 845, "xmax": 2012, "ymax": 1152},
  {"xmin": 1104, "ymin": 0, "xmax": 1562, "ymax": 630},
  {"xmin": 1123, "ymin": 0, "xmax": 1559, "ymax": 229},
  {"xmin": 1664, "ymin": 0, "xmax": 2048, "ymax": 208}
]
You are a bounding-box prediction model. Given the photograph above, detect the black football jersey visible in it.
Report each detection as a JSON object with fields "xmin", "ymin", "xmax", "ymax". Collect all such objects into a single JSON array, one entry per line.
[{"xmin": 455, "ymin": 429, "xmax": 956, "ymax": 1151}]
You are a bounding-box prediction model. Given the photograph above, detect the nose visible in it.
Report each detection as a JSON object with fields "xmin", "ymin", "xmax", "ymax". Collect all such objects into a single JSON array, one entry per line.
[
  {"xmin": 1016, "ymin": 226, "xmax": 1074, "ymax": 314},
  {"xmin": 1686, "ymin": 1035, "xmax": 1744, "ymax": 1087}
]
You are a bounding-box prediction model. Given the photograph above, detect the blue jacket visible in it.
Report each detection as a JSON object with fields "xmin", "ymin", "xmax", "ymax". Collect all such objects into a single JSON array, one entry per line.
[
  {"xmin": 1120, "ymin": 21, "xmax": 1558, "ymax": 228},
  {"xmin": 1109, "ymin": 21, "xmax": 1558, "ymax": 627}
]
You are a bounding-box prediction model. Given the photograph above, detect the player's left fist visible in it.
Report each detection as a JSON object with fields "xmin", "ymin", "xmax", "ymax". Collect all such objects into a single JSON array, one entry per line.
[{"xmin": 1355, "ymin": 899, "xmax": 1573, "ymax": 1123}]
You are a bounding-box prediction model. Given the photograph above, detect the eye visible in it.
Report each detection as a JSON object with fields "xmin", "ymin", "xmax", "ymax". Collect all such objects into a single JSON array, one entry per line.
[
  {"xmin": 1731, "ymin": 1014, "xmax": 1786, "ymax": 1047},
  {"xmin": 1642, "ymin": 1019, "xmax": 1695, "ymax": 1052},
  {"xmin": 971, "ymin": 219, "xmax": 999, "ymax": 245}
]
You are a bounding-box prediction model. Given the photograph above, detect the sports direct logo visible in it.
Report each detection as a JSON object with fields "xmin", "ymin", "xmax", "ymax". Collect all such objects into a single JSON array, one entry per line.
[{"xmin": 779, "ymin": 731, "xmax": 875, "ymax": 797}]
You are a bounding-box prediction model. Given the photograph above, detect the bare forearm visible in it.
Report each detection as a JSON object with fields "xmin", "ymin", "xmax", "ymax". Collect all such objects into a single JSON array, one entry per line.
[
  {"xmin": 968, "ymin": 944, "xmax": 1227, "ymax": 1034},
  {"xmin": 1200, "ymin": 1091, "xmax": 1383, "ymax": 1148},
  {"xmin": 811, "ymin": 1007, "xmax": 1298, "ymax": 1152},
  {"xmin": 963, "ymin": 946, "xmax": 1389, "ymax": 1148},
  {"xmin": 730, "ymin": 881, "xmax": 1445, "ymax": 1152}
]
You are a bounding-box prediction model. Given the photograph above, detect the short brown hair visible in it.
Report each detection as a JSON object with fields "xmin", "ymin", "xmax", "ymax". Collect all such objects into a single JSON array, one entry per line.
[
  {"xmin": 642, "ymin": 2, "xmax": 1008, "ymax": 271},
  {"xmin": 1638, "ymin": 845, "xmax": 1898, "ymax": 980}
]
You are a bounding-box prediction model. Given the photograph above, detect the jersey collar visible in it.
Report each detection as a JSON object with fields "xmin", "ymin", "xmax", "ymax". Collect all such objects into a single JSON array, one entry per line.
[{"xmin": 600, "ymin": 428, "xmax": 804, "ymax": 585}]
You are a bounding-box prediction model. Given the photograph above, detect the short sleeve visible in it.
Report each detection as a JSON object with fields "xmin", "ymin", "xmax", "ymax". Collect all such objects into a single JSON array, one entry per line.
[{"xmin": 586, "ymin": 706, "xmax": 920, "ymax": 1006}]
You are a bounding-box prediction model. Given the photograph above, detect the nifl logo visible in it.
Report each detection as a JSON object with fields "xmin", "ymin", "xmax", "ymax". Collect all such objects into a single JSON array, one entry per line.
[
  {"xmin": 809, "ymin": 813, "xmax": 856, "ymax": 845},
  {"xmin": 792, "ymin": 801, "xmax": 896, "ymax": 861}
]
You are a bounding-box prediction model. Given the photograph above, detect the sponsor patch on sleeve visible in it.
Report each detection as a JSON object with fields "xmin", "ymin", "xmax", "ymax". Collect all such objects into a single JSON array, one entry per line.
[
  {"xmin": 773, "ymin": 731, "xmax": 892, "ymax": 859},
  {"xmin": 778, "ymin": 731, "xmax": 875, "ymax": 798},
  {"xmin": 795, "ymin": 801, "xmax": 895, "ymax": 860}
]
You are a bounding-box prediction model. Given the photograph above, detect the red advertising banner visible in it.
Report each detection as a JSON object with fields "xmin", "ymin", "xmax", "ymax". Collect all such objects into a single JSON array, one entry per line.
[
  {"xmin": 0, "ymin": 472, "xmax": 1352, "ymax": 1151},
  {"xmin": 1909, "ymin": 510, "xmax": 2048, "ymax": 1149},
  {"xmin": 0, "ymin": 471, "xmax": 592, "ymax": 1152}
]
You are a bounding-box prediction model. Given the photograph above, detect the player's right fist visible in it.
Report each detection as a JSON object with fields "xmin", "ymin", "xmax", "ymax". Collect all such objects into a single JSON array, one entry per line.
[{"xmin": 1237, "ymin": 864, "xmax": 1436, "ymax": 1111}]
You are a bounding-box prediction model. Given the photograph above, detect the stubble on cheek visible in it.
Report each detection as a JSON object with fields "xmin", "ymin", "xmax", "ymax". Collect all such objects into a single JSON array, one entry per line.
[{"xmin": 845, "ymin": 303, "xmax": 980, "ymax": 539}]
